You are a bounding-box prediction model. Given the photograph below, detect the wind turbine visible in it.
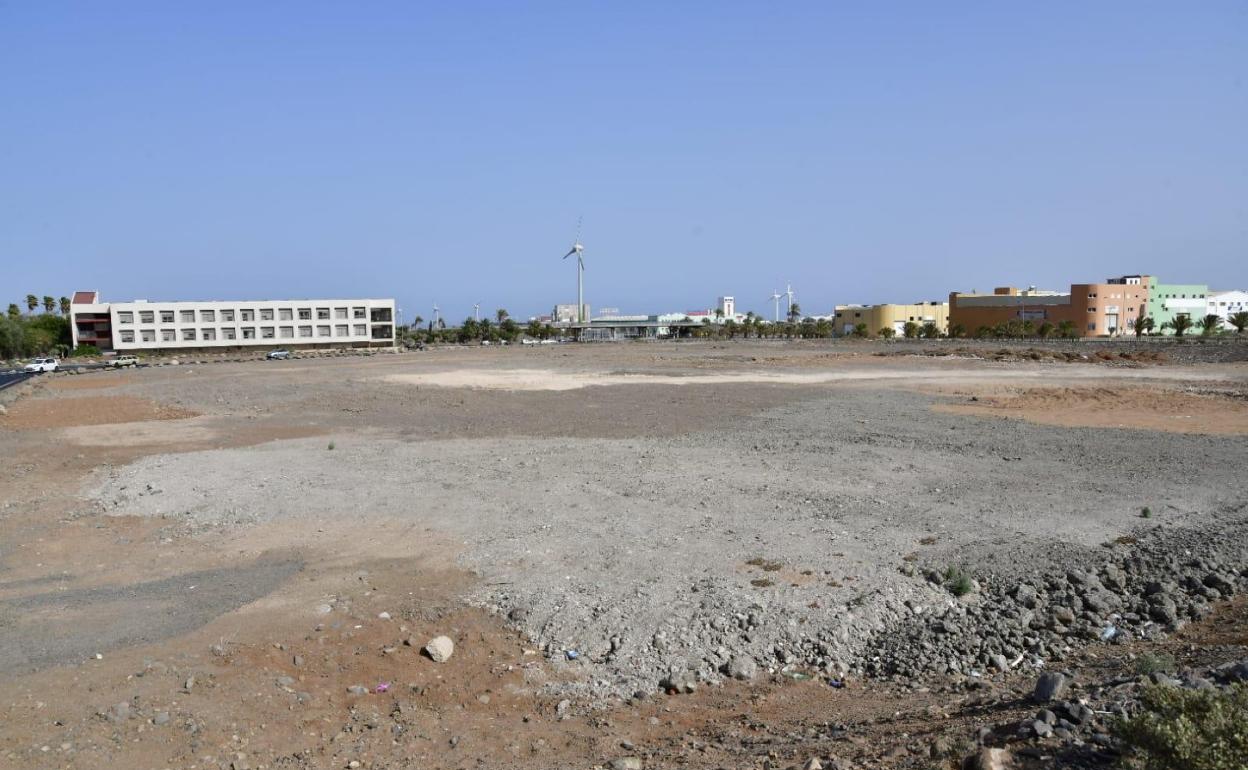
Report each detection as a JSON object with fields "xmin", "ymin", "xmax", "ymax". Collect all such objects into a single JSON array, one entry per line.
[
  {"xmin": 473, "ymin": 303, "xmax": 480, "ymax": 322},
  {"xmin": 784, "ymin": 283, "xmax": 796, "ymax": 320},
  {"xmin": 432, "ymin": 304, "xmax": 440, "ymax": 329},
  {"xmin": 769, "ymin": 290, "xmax": 782, "ymax": 322},
  {"xmin": 562, "ymin": 218, "xmax": 585, "ymax": 324}
]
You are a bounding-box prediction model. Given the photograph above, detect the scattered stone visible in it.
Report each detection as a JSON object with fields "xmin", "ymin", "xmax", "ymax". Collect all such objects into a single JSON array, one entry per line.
[
  {"xmin": 609, "ymin": 758, "xmax": 643, "ymax": 770},
  {"xmin": 425, "ymin": 635, "xmax": 455, "ymax": 663},
  {"xmin": 153, "ymin": 711, "xmax": 170, "ymax": 726},
  {"xmin": 347, "ymin": 685, "xmax": 369, "ymax": 695},
  {"xmin": 803, "ymin": 758, "xmax": 823, "ymax": 770},
  {"xmin": 107, "ymin": 702, "xmax": 130, "ymax": 723},
  {"xmin": 1033, "ymin": 672, "xmax": 1069, "ymax": 703}
]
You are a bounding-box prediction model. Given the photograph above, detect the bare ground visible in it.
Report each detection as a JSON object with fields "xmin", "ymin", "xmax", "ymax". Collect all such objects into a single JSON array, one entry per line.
[{"xmin": 1, "ymin": 340, "xmax": 1246, "ymax": 769}]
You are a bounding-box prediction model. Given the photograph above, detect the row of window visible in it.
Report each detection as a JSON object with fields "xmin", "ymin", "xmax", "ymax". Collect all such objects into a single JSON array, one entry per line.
[
  {"xmin": 118, "ymin": 324, "xmax": 372, "ymax": 344},
  {"xmin": 116, "ymin": 306, "xmax": 373, "ymax": 324}
]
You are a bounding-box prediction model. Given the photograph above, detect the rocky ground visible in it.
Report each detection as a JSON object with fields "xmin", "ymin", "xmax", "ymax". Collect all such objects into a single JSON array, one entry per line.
[{"xmin": 1, "ymin": 339, "xmax": 1246, "ymax": 769}]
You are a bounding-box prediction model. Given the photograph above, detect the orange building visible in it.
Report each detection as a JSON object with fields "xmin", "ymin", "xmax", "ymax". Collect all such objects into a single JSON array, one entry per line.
[{"xmin": 949, "ymin": 276, "xmax": 1149, "ymax": 337}]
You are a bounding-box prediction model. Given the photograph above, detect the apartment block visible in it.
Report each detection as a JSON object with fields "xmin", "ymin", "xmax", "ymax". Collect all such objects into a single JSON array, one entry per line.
[
  {"xmin": 69, "ymin": 292, "xmax": 396, "ymax": 353},
  {"xmin": 1146, "ymin": 278, "xmax": 1209, "ymax": 333},
  {"xmin": 1209, "ymin": 290, "xmax": 1248, "ymax": 330}
]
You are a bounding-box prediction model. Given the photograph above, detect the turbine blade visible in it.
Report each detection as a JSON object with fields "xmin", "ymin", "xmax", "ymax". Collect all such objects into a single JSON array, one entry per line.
[{"xmin": 563, "ymin": 248, "xmax": 576, "ymax": 259}]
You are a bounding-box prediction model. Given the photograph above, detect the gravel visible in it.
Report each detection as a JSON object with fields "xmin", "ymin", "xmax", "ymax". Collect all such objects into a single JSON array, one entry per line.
[{"xmin": 85, "ymin": 388, "xmax": 1248, "ymax": 698}]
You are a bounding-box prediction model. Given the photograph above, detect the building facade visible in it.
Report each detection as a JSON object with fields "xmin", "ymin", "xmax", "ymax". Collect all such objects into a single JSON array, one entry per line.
[
  {"xmin": 833, "ymin": 302, "xmax": 948, "ymax": 336},
  {"xmin": 1143, "ymin": 278, "xmax": 1208, "ymax": 333},
  {"xmin": 1208, "ymin": 290, "xmax": 1248, "ymax": 330},
  {"xmin": 70, "ymin": 292, "xmax": 396, "ymax": 353},
  {"xmin": 948, "ymin": 277, "xmax": 1149, "ymax": 337}
]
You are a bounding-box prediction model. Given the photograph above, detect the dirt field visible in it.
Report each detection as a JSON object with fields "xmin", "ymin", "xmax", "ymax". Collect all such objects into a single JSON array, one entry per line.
[{"xmin": 2, "ymin": 340, "xmax": 1246, "ymax": 770}]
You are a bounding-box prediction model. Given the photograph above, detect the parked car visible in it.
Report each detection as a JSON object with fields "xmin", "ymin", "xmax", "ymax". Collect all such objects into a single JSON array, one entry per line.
[
  {"xmin": 266, "ymin": 349, "xmax": 291, "ymax": 360},
  {"xmin": 107, "ymin": 354, "xmax": 140, "ymax": 368},
  {"xmin": 23, "ymin": 357, "xmax": 59, "ymax": 373}
]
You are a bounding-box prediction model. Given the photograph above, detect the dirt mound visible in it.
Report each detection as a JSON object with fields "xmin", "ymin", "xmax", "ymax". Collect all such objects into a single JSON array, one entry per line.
[{"xmin": 878, "ymin": 346, "xmax": 1167, "ymax": 364}]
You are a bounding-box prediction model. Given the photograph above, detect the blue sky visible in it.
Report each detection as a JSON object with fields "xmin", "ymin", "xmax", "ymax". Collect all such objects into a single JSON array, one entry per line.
[{"xmin": 2, "ymin": 2, "xmax": 1245, "ymax": 321}]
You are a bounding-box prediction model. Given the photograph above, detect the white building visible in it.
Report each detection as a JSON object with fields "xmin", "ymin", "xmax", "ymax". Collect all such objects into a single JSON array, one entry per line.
[
  {"xmin": 1208, "ymin": 290, "xmax": 1248, "ymax": 330},
  {"xmin": 69, "ymin": 291, "xmax": 396, "ymax": 352}
]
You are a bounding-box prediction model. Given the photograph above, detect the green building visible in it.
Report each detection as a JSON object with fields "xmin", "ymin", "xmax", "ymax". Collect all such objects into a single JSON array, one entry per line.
[{"xmin": 1146, "ymin": 277, "xmax": 1209, "ymax": 333}]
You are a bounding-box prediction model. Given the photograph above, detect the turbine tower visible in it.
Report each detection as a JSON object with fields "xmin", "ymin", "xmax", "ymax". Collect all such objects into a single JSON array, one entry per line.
[
  {"xmin": 432, "ymin": 304, "xmax": 440, "ymax": 328},
  {"xmin": 473, "ymin": 303, "xmax": 480, "ymax": 322},
  {"xmin": 562, "ymin": 218, "xmax": 586, "ymax": 323},
  {"xmin": 769, "ymin": 290, "xmax": 782, "ymax": 322},
  {"xmin": 784, "ymin": 283, "xmax": 796, "ymax": 320}
]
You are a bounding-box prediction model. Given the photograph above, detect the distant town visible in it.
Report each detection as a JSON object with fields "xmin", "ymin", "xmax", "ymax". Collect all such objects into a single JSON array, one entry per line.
[{"xmin": 2, "ymin": 272, "xmax": 1247, "ymax": 360}]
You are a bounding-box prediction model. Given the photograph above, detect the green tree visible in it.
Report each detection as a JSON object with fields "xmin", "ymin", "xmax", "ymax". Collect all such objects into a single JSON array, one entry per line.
[
  {"xmin": 920, "ymin": 321, "xmax": 940, "ymax": 339},
  {"xmin": 526, "ymin": 319, "xmax": 542, "ymax": 338},
  {"xmin": 1037, "ymin": 322, "xmax": 1055, "ymax": 339},
  {"xmin": 6, "ymin": 303, "xmax": 19, "ymax": 320},
  {"xmin": 902, "ymin": 321, "xmax": 919, "ymax": 339},
  {"xmin": 496, "ymin": 308, "xmax": 508, "ymax": 323},
  {"xmin": 1228, "ymin": 311, "xmax": 1248, "ymax": 334},
  {"xmin": 878, "ymin": 326, "xmax": 896, "ymax": 339},
  {"xmin": 25, "ymin": 294, "xmax": 38, "ymax": 313},
  {"xmin": 58, "ymin": 296, "xmax": 71, "ymax": 316},
  {"xmin": 1056, "ymin": 320, "xmax": 1078, "ymax": 339},
  {"xmin": 459, "ymin": 318, "xmax": 480, "ymax": 343},
  {"xmin": 1198, "ymin": 314, "xmax": 1222, "ymax": 336},
  {"xmin": 1168, "ymin": 315, "xmax": 1194, "ymax": 337},
  {"xmin": 500, "ymin": 318, "xmax": 518, "ymax": 340},
  {"xmin": 724, "ymin": 319, "xmax": 738, "ymax": 338},
  {"xmin": 1134, "ymin": 316, "xmax": 1154, "ymax": 338},
  {"xmin": 41, "ymin": 295, "xmax": 55, "ymax": 314},
  {"xmin": 478, "ymin": 317, "xmax": 493, "ymax": 339},
  {"xmin": 948, "ymin": 323, "xmax": 966, "ymax": 339},
  {"xmin": 788, "ymin": 302, "xmax": 802, "ymax": 323},
  {"xmin": 853, "ymin": 322, "xmax": 868, "ymax": 337}
]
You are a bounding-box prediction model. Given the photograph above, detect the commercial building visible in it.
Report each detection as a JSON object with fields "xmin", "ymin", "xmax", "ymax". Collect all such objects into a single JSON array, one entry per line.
[
  {"xmin": 1208, "ymin": 290, "xmax": 1248, "ymax": 330},
  {"xmin": 1146, "ymin": 278, "xmax": 1209, "ymax": 333},
  {"xmin": 69, "ymin": 292, "xmax": 396, "ymax": 353},
  {"xmin": 833, "ymin": 302, "xmax": 948, "ymax": 336},
  {"xmin": 949, "ymin": 277, "xmax": 1150, "ymax": 337}
]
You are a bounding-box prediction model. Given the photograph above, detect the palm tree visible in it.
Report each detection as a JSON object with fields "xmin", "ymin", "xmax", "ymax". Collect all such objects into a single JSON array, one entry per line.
[
  {"xmin": 1134, "ymin": 316, "xmax": 1154, "ymax": 338},
  {"xmin": 1056, "ymin": 320, "xmax": 1078, "ymax": 339},
  {"xmin": 41, "ymin": 295, "xmax": 55, "ymax": 314},
  {"xmin": 902, "ymin": 321, "xmax": 919, "ymax": 339},
  {"xmin": 920, "ymin": 322, "xmax": 940, "ymax": 339},
  {"xmin": 411, "ymin": 315, "xmax": 423, "ymax": 329},
  {"xmin": 1168, "ymin": 314, "xmax": 1194, "ymax": 337},
  {"xmin": 7, "ymin": 303, "xmax": 19, "ymax": 320},
  {"xmin": 853, "ymin": 322, "xmax": 868, "ymax": 338},
  {"xmin": 948, "ymin": 323, "xmax": 966, "ymax": 339},
  {"xmin": 25, "ymin": 294, "xmax": 38, "ymax": 313},
  {"xmin": 1037, "ymin": 322, "xmax": 1055, "ymax": 339},
  {"xmin": 878, "ymin": 327, "xmax": 896, "ymax": 339},
  {"xmin": 58, "ymin": 296, "xmax": 71, "ymax": 316},
  {"xmin": 787, "ymin": 302, "xmax": 802, "ymax": 323},
  {"xmin": 1198, "ymin": 314, "xmax": 1222, "ymax": 336},
  {"xmin": 496, "ymin": 308, "xmax": 508, "ymax": 323},
  {"xmin": 1228, "ymin": 311, "xmax": 1248, "ymax": 334}
]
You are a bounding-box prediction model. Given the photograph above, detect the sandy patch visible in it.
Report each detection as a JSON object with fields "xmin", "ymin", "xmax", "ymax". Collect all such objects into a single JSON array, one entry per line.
[
  {"xmin": 0, "ymin": 395, "xmax": 198, "ymax": 430},
  {"xmin": 60, "ymin": 416, "xmax": 221, "ymax": 446},
  {"xmin": 937, "ymin": 386, "xmax": 1248, "ymax": 434}
]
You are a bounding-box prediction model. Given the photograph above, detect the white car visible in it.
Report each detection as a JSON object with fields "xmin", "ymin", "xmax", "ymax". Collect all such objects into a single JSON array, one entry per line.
[
  {"xmin": 24, "ymin": 357, "xmax": 59, "ymax": 373},
  {"xmin": 107, "ymin": 354, "xmax": 140, "ymax": 368}
]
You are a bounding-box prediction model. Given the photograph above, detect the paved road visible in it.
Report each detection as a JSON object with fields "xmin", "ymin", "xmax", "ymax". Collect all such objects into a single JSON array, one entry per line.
[{"xmin": 0, "ymin": 371, "xmax": 35, "ymax": 391}]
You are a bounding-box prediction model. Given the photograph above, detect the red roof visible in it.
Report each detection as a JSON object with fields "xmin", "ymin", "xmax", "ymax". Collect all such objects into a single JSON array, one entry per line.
[{"xmin": 72, "ymin": 291, "xmax": 98, "ymax": 304}]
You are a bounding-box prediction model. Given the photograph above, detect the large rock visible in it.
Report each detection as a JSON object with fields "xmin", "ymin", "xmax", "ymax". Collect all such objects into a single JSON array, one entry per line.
[
  {"xmin": 424, "ymin": 635, "xmax": 455, "ymax": 663},
  {"xmin": 727, "ymin": 656, "xmax": 758, "ymax": 681},
  {"xmin": 962, "ymin": 748, "xmax": 1014, "ymax": 770},
  {"xmin": 1032, "ymin": 672, "xmax": 1070, "ymax": 703}
]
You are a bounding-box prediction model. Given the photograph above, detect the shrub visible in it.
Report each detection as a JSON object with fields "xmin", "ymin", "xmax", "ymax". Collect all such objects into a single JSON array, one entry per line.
[
  {"xmin": 71, "ymin": 344, "xmax": 99, "ymax": 357},
  {"xmin": 327, "ymin": 441, "xmax": 335, "ymax": 451},
  {"xmin": 1115, "ymin": 684, "xmax": 1248, "ymax": 770},
  {"xmin": 1134, "ymin": 652, "xmax": 1176, "ymax": 676},
  {"xmin": 1141, "ymin": 506, "xmax": 1152, "ymax": 519}
]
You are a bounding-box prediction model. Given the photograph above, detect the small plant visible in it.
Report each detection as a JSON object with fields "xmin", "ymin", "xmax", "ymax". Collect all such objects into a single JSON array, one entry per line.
[
  {"xmin": 943, "ymin": 565, "xmax": 974, "ymax": 597},
  {"xmin": 327, "ymin": 441, "xmax": 335, "ymax": 451},
  {"xmin": 1141, "ymin": 506, "xmax": 1152, "ymax": 519},
  {"xmin": 1114, "ymin": 683, "xmax": 1248, "ymax": 770},
  {"xmin": 750, "ymin": 578, "xmax": 774, "ymax": 588},
  {"xmin": 1134, "ymin": 652, "xmax": 1177, "ymax": 676}
]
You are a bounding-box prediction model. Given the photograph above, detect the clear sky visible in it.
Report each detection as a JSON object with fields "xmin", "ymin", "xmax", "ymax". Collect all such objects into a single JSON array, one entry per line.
[{"xmin": 2, "ymin": 2, "xmax": 1245, "ymax": 321}]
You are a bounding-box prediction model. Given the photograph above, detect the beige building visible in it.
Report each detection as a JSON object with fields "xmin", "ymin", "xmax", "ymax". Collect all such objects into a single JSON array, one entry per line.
[{"xmin": 834, "ymin": 302, "xmax": 949, "ymax": 336}]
